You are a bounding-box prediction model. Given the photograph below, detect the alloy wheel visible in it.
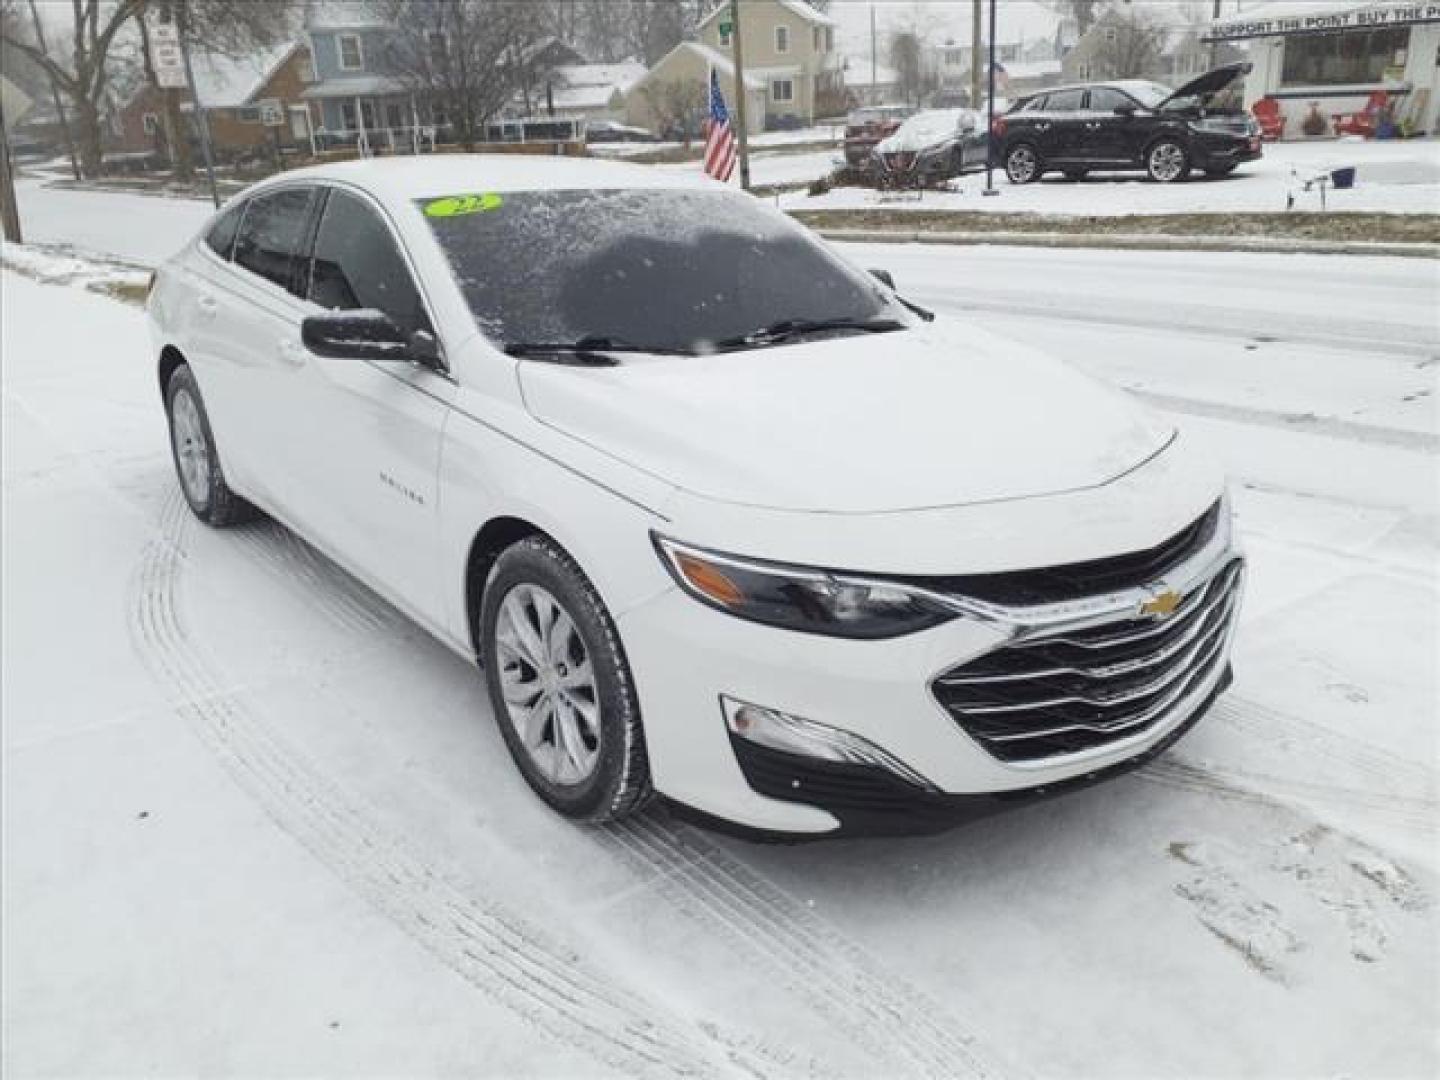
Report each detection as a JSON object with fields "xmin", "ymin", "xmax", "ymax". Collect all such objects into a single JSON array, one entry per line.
[
  {"xmin": 171, "ymin": 388, "xmax": 210, "ymax": 506},
  {"xmin": 1006, "ymin": 146, "xmax": 1037, "ymax": 184},
  {"xmin": 495, "ymin": 583, "xmax": 601, "ymax": 786},
  {"xmin": 1149, "ymin": 142, "xmax": 1187, "ymax": 183}
]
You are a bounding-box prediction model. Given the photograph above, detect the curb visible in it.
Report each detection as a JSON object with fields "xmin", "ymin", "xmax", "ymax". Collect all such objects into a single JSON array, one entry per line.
[{"xmin": 807, "ymin": 227, "xmax": 1440, "ymax": 259}]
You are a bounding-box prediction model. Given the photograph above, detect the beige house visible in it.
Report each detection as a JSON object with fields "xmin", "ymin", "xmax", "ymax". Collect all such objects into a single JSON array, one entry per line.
[
  {"xmin": 625, "ymin": 41, "xmax": 766, "ymax": 138},
  {"xmin": 629, "ymin": 0, "xmax": 842, "ymax": 133}
]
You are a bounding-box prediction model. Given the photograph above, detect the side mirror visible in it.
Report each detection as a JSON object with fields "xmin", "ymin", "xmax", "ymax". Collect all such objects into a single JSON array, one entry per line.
[
  {"xmin": 302, "ymin": 310, "xmax": 443, "ymax": 370},
  {"xmin": 868, "ymin": 267, "xmax": 896, "ymax": 289},
  {"xmin": 1115, "ymin": 105, "xmax": 1136, "ymax": 118}
]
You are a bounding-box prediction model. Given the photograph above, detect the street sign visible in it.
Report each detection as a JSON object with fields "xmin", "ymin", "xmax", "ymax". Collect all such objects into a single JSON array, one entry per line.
[
  {"xmin": 258, "ymin": 98, "xmax": 285, "ymax": 127},
  {"xmin": 149, "ymin": 21, "xmax": 188, "ymax": 89}
]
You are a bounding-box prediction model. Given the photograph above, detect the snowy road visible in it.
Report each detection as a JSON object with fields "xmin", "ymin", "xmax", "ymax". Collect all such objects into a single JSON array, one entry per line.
[{"xmin": 3, "ymin": 190, "xmax": 1437, "ymax": 1077}]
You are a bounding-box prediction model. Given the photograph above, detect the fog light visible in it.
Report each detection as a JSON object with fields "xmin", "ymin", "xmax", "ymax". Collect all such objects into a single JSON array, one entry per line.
[{"xmin": 721, "ymin": 696, "xmax": 935, "ymax": 790}]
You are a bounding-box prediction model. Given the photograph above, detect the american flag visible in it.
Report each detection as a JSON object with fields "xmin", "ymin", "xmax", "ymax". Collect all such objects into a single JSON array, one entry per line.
[{"xmin": 702, "ymin": 68, "xmax": 737, "ymax": 182}]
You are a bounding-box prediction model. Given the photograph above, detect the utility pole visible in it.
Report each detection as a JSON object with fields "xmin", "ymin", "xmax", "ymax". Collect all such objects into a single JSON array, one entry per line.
[
  {"xmin": 870, "ymin": 3, "xmax": 877, "ymax": 91},
  {"xmin": 1210, "ymin": 0, "xmax": 1223, "ymax": 64},
  {"xmin": 26, "ymin": 0, "xmax": 81, "ymax": 182},
  {"xmin": 983, "ymin": 0, "xmax": 999, "ymax": 196},
  {"xmin": 0, "ymin": 101, "xmax": 23, "ymax": 243},
  {"xmin": 176, "ymin": 1, "xmax": 221, "ymax": 207},
  {"xmin": 971, "ymin": 0, "xmax": 983, "ymax": 109},
  {"xmin": 730, "ymin": 0, "xmax": 752, "ymax": 191}
]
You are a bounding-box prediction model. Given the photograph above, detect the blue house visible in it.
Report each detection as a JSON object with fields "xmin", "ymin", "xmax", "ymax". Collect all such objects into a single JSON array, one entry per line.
[{"xmin": 302, "ymin": 2, "xmax": 420, "ymax": 150}]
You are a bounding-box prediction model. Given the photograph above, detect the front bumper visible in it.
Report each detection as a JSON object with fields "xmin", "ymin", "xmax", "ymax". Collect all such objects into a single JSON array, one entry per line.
[
  {"xmin": 618, "ymin": 495, "xmax": 1244, "ymax": 839},
  {"xmin": 1192, "ymin": 131, "xmax": 1263, "ymax": 168}
]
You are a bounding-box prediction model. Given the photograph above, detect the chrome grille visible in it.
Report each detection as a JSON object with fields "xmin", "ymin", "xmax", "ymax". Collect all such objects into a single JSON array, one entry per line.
[{"xmin": 933, "ymin": 559, "xmax": 1243, "ymax": 763}]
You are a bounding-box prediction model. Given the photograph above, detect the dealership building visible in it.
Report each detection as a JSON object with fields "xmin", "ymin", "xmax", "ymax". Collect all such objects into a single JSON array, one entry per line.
[{"xmin": 1206, "ymin": 0, "xmax": 1440, "ymax": 137}]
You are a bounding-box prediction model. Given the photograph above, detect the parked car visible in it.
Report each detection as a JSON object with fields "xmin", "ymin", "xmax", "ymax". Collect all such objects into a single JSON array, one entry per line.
[
  {"xmin": 843, "ymin": 104, "xmax": 915, "ymax": 165},
  {"xmin": 994, "ymin": 62, "xmax": 1261, "ymax": 184},
  {"xmin": 148, "ymin": 157, "xmax": 1243, "ymax": 839},
  {"xmin": 585, "ymin": 120, "xmax": 658, "ymax": 144},
  {"xmin": 872, "ymin": 107, "xmax": 992, "ymax": 188}
]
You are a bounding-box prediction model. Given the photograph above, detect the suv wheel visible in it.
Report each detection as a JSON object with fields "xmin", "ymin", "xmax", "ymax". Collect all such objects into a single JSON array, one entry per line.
[
  {"xmin": 1147, "ymin": 140, "xmax": 1190, "ymax": 183},
  {"xmin": 164, "ymin": 364, "xmax": 257, "ymax": 526},
  {"xmin": 480, "ymin": 536, "xmax": 653, "ymax": 823},
  {"xmin": 1005, "ymin": 143, "xmax": 1042, "ymax": 184}
]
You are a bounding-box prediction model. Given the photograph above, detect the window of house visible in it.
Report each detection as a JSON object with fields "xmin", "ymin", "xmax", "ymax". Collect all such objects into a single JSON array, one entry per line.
[
  {"xmin": 813, "ymin": 27, "xmax": 821, "ymax": 52},
  {"xmin": 427, "ymin": 31, "xmax": 447, "ymax": 63},
  {"xmin": 338, "ymin": 32, "xmax": 364, "ymax": 71},
  {"xmin": 825, "ymin": 27, "xmax": 834, "ymax": 52},
  {"xmin": 1104, "ymin": 28, "xmax": 1118, "ymax": 44},
  {"xmin": 298, "ymin": 52, "xmax": 316, "ymax": 83},
  {"xmin": 232, "ymin": 187, "xmax": 317, "ymax": 295},
  {"xmin": 772, "ymin": 78, "xmax": 794, "ymax": 103},
  {"xmin": 1281, "ymin": 27, "xmax": 1410, "ymax": 86},
  {"xmin": 238, "ymin": 106, "xmax": 262, "ymax": 123},
  {"xmin": 775, "ymin": 25, "xmax": 789, "ymax": 53},
  {"xmin": 386, "ymin": 102, "xmax": 405, "ymax": 129},
  {"xmin": 142, "ymin": 112, "xmax": 161, "ymax": 134},
  {"xmin": 308, "ymin": 190, "xmax": 429, "ymax": 333}
]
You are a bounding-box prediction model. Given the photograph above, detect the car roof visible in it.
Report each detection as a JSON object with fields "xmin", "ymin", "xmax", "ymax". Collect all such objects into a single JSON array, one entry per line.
[
  {"xmin": 243, "ymin": 154, "xmax": 722, "ymax": 203},
  {"xmin": 1024, "ymin": 79, "xmax": 1162, "ymax": 99}
]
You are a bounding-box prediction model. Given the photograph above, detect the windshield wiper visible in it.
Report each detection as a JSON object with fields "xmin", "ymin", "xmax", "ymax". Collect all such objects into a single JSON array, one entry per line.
[
  {"xmin": 504, "ymin": 335, "xmax": 694, "ymax": 364},
  {"xmin": 714, "ymin": 317, "xmax": 908, "ymax": 351}
]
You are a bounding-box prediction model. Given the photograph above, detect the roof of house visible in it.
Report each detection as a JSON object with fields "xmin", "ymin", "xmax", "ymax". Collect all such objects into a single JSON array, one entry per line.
[
  {"xmin": 548, "ymin": 61, "xmax": 648, "ymax": 110},
  {"xmin": 186, "ymin": 41, "xmax": 303, "ymax": 108},
  {"xmin": 304, "ymin": 0, "xmax": 389, "ymax": 31},
  {"xmin": 696, "ymin": 0, "xmax": 834, "ymax": 32},
  {"xmin": 843, "ymin": 60, "xmax": 900, "ymax": 88},
  {"xmin": 636, "ymin": 41, "xmax": 765, "ymax": 92}
]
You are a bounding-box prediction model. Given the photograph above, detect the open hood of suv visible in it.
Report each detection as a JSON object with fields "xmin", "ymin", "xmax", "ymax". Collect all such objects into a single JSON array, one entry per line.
[
  {"xmin": 517, "ymin": 322, "xmax": 1175, "ymax": 514},
  {"xmin": 1160, "ymin": 61, "xmax": 1251, "ymax": 109}
]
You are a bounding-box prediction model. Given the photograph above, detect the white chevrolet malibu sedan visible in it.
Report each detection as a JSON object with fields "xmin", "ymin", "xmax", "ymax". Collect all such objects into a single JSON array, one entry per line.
[{"xmin": 147, "ymin": 156, "xmax": 1243, "ymax": 838}]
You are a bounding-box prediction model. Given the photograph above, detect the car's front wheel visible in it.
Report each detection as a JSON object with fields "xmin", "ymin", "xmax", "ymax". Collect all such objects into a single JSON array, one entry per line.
[
  {"xmin": 481, "ymin": 536, "xmax": 653, "ymax": 823},
  {"xmin": 1147, "ymin": 140, "xmax": 1190, "ymax": 183},
  {"xmin": 1005, "ymin": 143, "xmax": 1042, "ymax": 184},
  {"xmin": 164, "ymin": 363, "xmax": 257, "ymax": 526}
]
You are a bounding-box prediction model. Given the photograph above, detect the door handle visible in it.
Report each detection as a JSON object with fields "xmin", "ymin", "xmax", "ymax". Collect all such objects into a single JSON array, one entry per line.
[{"xmin": 277, "ymin": 338, "xmax": 306, "ymax": 368}]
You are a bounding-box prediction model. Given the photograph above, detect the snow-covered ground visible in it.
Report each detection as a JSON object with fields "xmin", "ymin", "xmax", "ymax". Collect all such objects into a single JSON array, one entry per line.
[
  {"xmin": 2, "ymin": 186, "xmax": 1437, "ymax": 1077},
  {"xmin": 781, "ymin": 138, "xmax": 1440, "ymax": 215}
]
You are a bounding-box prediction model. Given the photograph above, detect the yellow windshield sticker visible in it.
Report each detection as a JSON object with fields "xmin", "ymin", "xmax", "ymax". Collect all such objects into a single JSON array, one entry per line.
[{"xmin": 424, "ymin": 193, "xmax": 503, "ymax": 218}]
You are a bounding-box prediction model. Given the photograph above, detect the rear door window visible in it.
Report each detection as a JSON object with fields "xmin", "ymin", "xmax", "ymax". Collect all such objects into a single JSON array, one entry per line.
[
  {"xmin": 232, "ymin": 187, "xmax": 317, "ymax": 296},
  {"xmin": 1044, "ymin": 88, "xmax": 1085, "ymax": 112},
  {"xmin": 307, "ymin": 189, "xmax": 429, "ymax": 333},
  {"xmin": 203, "ymin": 203, "xmax": 243, "ymax": 260},
  {"xmin": 1088, "ymin": 87, "xmax": 1136, "ymax": 113}
]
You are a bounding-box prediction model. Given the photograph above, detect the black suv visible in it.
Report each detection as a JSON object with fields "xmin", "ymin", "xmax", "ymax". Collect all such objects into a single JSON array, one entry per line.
[{"xmin": 995, "ymin": 62, "xmax": 1260, "ymax": 184}]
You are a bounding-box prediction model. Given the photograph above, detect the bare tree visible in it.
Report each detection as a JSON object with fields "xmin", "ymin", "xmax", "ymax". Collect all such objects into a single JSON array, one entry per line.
[
  {"xmin": 637, "ymin": 75, "xmax": 705, "ymax": 145},
  {"xmin": 1039, "ymin": 0, "xmax": 1108, "ymax": 40},
  {"xmin": 1090, "ymin": 9, "xmax": 1166, "ymax": 80},
  {"xmin": 888, "ymin": 30, "xmax": 933, "ymax": 107},
  {"xmin": 374, "ymin": 0, "xmax": 550, "ymax": 150},
  {"xmin": 1, "ymin": 0, "xmax": 147, "ymax": 175}
]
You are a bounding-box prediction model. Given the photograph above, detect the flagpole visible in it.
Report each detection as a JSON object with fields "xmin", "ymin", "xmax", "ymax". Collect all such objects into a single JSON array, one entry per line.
[
  {"xmin": 983, "ymin": 0, "xmax": 999, "ymax": 196},
  {"xmin": 730, "ymin": 0, "xmax": 752, "ymax": 191}
]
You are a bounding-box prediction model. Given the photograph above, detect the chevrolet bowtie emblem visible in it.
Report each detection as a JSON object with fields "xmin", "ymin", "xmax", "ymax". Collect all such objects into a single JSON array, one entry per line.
[{"xmin": 1140, "ymin": 588, "xmax": 1182, "ymax": 619}]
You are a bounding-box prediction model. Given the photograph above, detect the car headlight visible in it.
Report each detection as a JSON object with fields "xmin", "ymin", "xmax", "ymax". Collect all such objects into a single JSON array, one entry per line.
[
  {"xmin": 652, "ymin": 535, "xmax": 956, "ymax": 639},
  {"xmin": 1189, "ymin": 118, "xmax": 1241, "ymax": 134}
]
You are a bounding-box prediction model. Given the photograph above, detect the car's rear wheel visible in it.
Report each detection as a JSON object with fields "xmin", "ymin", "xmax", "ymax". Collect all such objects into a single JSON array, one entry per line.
[
  {"xmin": 1005, "ymin": 143, "xmax": 1042, "ymax": 184},
  {"xmin": 481, "ymin": 536, "xmax": 652, "ymax": 823},
  {"xmin": 164, "ymin": 364, "xmax": 257, "ymax": 526},
  {"xmin": 1147, "ymin": 140, "xmax": 1190, "ymax": 183}
]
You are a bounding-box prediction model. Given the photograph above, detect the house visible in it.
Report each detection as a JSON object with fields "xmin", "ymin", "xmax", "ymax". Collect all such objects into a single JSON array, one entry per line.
[
  {"xmin": 109, "ymin": 40, "xmax": 319, "ymax": 161},
  {"xmin": 638, "ymin": 0, "xmax": 844, "ymax": 130},
  {"xmin": 1206, "ymin": 0, "xmax": 1440, "ymax": 138},
  {"xmin": 844, "ymin": 60, "xmax": 901, "ymax": 107},
  {"xmin": 1060, "ymin": 7, "xmax": 1238, "ymax": 86},
  {"xmin": 625, "ymin": 41, "xmax": 766, "ymax": 138},
  {"xmin": 301, "ymin": 1, "xmax": 412, "ymax": 149},
  {"xmin": 926, "ymin": 41, "xmax": 1060, "ymax": 104},
  {"xmin": 514, "ymin": 61, "xmax": 647, "ymax": 125}
]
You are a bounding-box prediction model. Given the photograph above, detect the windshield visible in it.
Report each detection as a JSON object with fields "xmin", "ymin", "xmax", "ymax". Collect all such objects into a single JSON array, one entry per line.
[{"xmin": 420, "ymin": 188, "xmax": 906, "ymax": 355}]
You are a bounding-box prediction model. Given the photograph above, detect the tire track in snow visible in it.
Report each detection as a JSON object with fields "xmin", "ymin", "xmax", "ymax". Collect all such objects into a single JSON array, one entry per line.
[
  {"xmin": 596, "ymin": 813, "xmax": 1016, "ymax": 1080},
  {"xmin": 128, "ymin": 491, "xmax": 743, "ymax": 1080}
]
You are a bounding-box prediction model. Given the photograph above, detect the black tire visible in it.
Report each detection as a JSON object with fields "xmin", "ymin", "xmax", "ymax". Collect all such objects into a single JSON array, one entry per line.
[
  {"xmin": 1004, "ymin": 142, "xmax": 1043, "ymax": 184},
  {"xmin": 1204, "ymin": 165, "xmax": 1238, "ymax": 179},
  {"xmin": 164, "ymin": 364, "xmax": 258, "ymax": 526},
  {"xmin": 480, "ymin": 536, "xmax": 653, "ymax": 823},
  {"xmin": 1063, "ymin": 168, "xmax": 1088, "ymax": 181},
  {"xmin": 1146, "ymin": 139, "xmax": 1190, "ymax": 183}
]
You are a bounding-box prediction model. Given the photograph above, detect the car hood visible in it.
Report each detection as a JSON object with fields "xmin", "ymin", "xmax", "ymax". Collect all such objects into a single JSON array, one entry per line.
[
  {"xmin": 1160, "ymin": 61, "xmax": 1251, "ymax": 108},
  {"xmin": 517, "ymin": 322, "xmax": 1175, "ymax": 514}
]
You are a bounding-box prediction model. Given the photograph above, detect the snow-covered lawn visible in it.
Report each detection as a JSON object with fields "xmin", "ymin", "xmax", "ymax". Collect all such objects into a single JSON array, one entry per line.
[
  {"xmin": 2, "ymin": 205, "xmax": 1437, "ymax": 1076},
  {"xmin": 781, "ymin": 138, "xmax": 1440, "ymax": 216}
]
